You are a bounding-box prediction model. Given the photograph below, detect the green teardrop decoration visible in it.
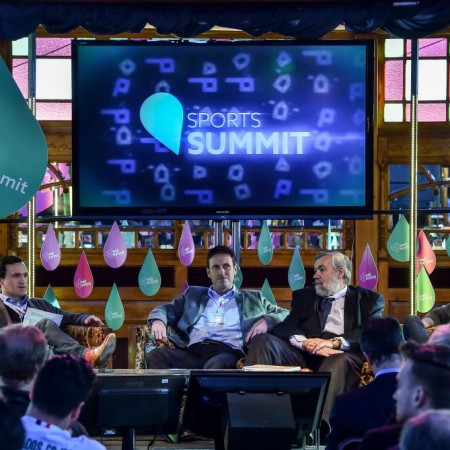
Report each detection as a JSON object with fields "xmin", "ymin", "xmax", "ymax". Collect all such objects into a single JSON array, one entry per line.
[
  {"xmin": 257, "ymin": 220, "xmax": 273, "ymax": 265},
  {"xmin": 387, "ymin": 214, "xmax": 410, "ymax": 262},
  {"xmin": 288, "ymin": 247, "xmax": 306, "ymax": 291},
  {"xmin": 416, "ymin": 266, "xmax": 435, "ymax": 313},
  {"xmin": 138, "ymin": 249, "xmax": 162, "ymax": 296},
  {"xmin": 234, "ymin": 265, "xmax": 243, "ymax": 290},
  {"xmin": 43, "ymin": 284, "xmax": 61, "ymax": 308},
  {"xmin": 105, "ymin": 283, "xmax": 125, "ymax": 330},
  {"xmin": 261, "ymin": 278, "xmax": 277, "ymax": 305}
]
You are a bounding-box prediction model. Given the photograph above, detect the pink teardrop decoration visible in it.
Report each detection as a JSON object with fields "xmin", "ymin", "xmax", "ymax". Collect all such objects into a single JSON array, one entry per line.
[
  {"xmin": 103, "ymin": 221, "xmax": 127, "ymax": 268},
  {"xmin": 178, "ymin": 220, "xmax": 195, "ymax": 266},
  {"xmin": 357, "ymin": 244, "xmax": 378, "ymax": 289},
  {"xmin": 40, "ymin": 224, "xmax": 61, "ymax": 271},
  {"xmin": 74, "ymin": 251, "xmax": 94, "ymax": 298},
  {"xmin": 416, "ymin": 229, "xmax": 436, "ymax": 275}
]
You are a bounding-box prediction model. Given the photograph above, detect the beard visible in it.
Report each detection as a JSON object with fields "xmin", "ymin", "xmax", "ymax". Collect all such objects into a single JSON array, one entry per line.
[{"xmin": 315, "ymin": 277, "xmax": 342, "ymax": 297}]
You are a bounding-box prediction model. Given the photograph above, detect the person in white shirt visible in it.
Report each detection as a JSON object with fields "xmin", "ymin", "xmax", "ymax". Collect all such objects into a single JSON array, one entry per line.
[{"xmin": 21, "ymin": 354, "xmax": 106, "ymax": 450}]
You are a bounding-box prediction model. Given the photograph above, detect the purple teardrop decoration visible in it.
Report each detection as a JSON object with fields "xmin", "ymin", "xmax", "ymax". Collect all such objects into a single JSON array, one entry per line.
[
  {"xmin": 103, "ymin": 221, "xmax": 127, "ymax": 268},
  {"xmin": 416, "ymin": 229, "xmax": 436, "ymax": 275},
  {"xmin": 178, "ymin": 220, "xmax": 195, "ymax": 266},
  {"xmin": 40, "ymin": 224, "xmax": 61, "ymax": 271},
  {"xmin": 74, "ymin": 251, "xmax": 94, "ymax": 298},
  {"xmin": 357, "ymin": 244, "xmax": 378, "ymax": 290}
]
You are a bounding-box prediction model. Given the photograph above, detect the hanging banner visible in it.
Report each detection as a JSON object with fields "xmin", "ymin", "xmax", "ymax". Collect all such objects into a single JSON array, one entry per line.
[
  {"xmin": 138, "ymin": 249, "xmax": 162, "ymax": 296},
  {"xmin": 416, "ymin": 229, "xmax": 436, "ymax": 275},
  {"xmin": 178, "ymin": 220, "xmax": 195, "ymax": 266},
  {"xmin": 73, "ymin": 251, "xmax": 94, "ymax": 298},
  {"xmin": 387, "ymin": 214, "xmax": 410, "ymax": 262},
  {"xmin": 357, "ymin": 244, "xmax": 378, "ymax": 290},
  {"xmin": 40, "ymin": 224, "xmax": 61, "ymax": 271},
  {"xmin": 103, "ymin": 221, "xmax": 127, "ymax": 268},
  {"xmin": 105, "ymin": 283, "xmax": 125, "ymax": 330},
  {"xmin": 261, "ymin": 279, "xmax": 277, "ymax": 305},
  {"xmin": 257, "ymin": 220, "xmax": 273, "ymax": 265},
  {"xmin": 0, "ymin": 57, "xmax": 47, "ymax": 218},
  {"xmin": 288, "ymin": 246, "xmax": 306, "ymax": 291}
]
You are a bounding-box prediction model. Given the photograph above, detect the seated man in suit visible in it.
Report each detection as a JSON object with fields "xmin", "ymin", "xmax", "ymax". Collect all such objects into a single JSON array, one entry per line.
[
  {"xmin": 146, "ymin": 245, "xmax": 289, "ymax": 369},
  {"xmin": 0, "ymin": 255, "xmax": 116, "ymax": 368},
  {"xmin": 326, "ymin": 316, "xmax": 404, "ymax": 450},
  {"xmin": 403, "ymin": 303, "xmax": 450, "ymax": 343},
  {"xmin": 244, "ymin": 250, "xmax": 385, "ymax": 428},
  {"xmin": 359, "ymin": 342, "xmax": 450, "ymax": 450}
]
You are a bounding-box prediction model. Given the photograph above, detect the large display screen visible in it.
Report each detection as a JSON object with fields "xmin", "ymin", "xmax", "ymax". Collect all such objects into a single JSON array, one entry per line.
[{"xmin": 72, "ymin": 39, "xmax": 374, "ymax": 219}]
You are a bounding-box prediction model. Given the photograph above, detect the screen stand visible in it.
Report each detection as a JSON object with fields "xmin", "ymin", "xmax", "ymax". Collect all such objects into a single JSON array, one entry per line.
[
  {"xmin": 222, "ymin": 393, "xmax": 295, "ymax": 450},
  {"xmin": 121, "ymin": 428, "xmax": 135, "ymax": 450}
]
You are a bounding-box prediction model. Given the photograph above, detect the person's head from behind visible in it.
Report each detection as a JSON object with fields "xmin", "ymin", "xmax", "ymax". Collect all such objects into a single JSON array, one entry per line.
[
  {"xmin": 0, "ymin": 399, "xmax": 25, "ymax": 450},
  {"xmin": 361, "ymin": 316, "xmax": 404, "ymax": 368},
  {"xmin": 313, "ymin": 250, "xmax": 351, "ymax": 297},
  {"xmin": 394, "ymin": 342, "xmax": 450, "ymax": 423},
  {"xmin": 0, "ymin": 324, "xmax": 47, "ymax": 390},
  {"xmin": 400, "ymin": 409, "xmax": 450, "ymax": 450},
  {"xmin": 206, "ymin": 246, "xmax": 237, "ymax": 295},
  {"xmin": 0, "ymin": 255, "xmax": 28, "ymax": 300},
  {"xmin": 30, "ymin": 354, "xmax": 96, "ymax": 427}
]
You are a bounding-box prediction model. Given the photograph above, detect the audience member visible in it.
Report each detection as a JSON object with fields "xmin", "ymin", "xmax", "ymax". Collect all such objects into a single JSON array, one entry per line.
[
  {"xmin": 21, "ymin": 354, "xmax": 106, "ymax": 450},
  {"xmin": 0, "ymin": 324, "xmax": 47, "ymax": 416},
  {"xmin": 326, "ymin": 316, "xmax": 404, "ymax": 449},
  {"xmin": 359, "ymin": 342, "xmax": 450, "ymax": 450},
  {"xmin": 0, "ymin": 324, "xmax": 88, "ymax": 437},
  {"xmin": 0, "ymin": 255, "xmax": 116, "ymax": 368},
  {"xmin": 244, "ymin": 250, "xmax": 385, "ymax": 426},
  {"xmin": 0, "ymin": 399, "xmax": 25, "ymax": 450},
  {"xmin": 399, "ymin": 409, "xmax": 450, "ymax": 450},
  {"xmin": 146, "ymin": 245, "xmax": 289, "ymax": 369},
  {"xmin": 403, "ymin": 303, "xmax": 450, "ymax": 343}
]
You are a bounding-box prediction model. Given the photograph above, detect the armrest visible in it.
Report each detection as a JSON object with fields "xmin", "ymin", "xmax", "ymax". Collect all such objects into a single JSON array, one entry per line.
[{"xmin": 63, "ymin": 325, "xmax": 112, "ymax": 348}]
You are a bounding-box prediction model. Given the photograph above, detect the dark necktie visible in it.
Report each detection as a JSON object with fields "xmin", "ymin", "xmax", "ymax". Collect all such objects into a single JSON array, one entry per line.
[{"xmin": 320, "ymin": 297, "xmax": 335, "ymax": 330}]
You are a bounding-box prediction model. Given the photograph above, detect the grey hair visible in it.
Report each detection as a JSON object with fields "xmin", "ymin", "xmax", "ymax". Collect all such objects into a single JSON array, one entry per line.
[{"xmin": 314, "ymin": 250, "xmax": 351, "ymax": 284}]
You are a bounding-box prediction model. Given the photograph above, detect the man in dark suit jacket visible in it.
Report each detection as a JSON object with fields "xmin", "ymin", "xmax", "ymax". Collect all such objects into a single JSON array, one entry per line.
[
  {"xmin": 0, "ymin": 255, "xmax": 115, "ymax": 368},
  {"xmin": 146, "ymin": 245, "xmax": 289, "ymax": 369},
  {"xmin": 359, "ymin": 341, "xmax": 450, "ymax": 450},
  {"xmin": 326, "ymin": 316, "xmax": 404, "ymax": 450},
  {"xmin": 244, "ymin": 250, "xmax": 385, "ymax": 425}
]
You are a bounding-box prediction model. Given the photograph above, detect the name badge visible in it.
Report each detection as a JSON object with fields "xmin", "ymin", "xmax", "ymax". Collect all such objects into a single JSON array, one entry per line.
[{"xmin": 209, "ymin": 313, "xmax": 226, "ymax": 325}]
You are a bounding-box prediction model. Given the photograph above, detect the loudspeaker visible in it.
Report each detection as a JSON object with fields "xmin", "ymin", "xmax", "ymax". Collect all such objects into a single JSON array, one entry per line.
[{"xmin": 223, "ymin": 392, "xmax": 295, "ymax": 450}]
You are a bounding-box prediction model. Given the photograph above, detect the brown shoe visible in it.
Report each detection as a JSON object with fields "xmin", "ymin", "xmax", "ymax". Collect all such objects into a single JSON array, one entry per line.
[{"xmin": 84, "ymin": 333, "xmax": 116, "ymax": 368}]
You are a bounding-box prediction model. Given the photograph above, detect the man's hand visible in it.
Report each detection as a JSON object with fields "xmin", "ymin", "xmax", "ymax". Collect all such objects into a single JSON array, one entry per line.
[
  {"xmin": 151, "ymin": 320, "xmax": 169, "ymax": 343},
  {"xmin": 84, "ymin": 315, "xmax": 104, "ymax": 326},
  {"xmin": 299, "ymin": 338, "xmax": 338, "ymax": 355},
  {"xmin": 245, "ymin": 318, "xmax": 268, "ymax": 342}
]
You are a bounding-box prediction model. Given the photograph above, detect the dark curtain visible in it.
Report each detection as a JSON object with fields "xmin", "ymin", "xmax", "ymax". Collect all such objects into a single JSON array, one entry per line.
[{"xmin": 0, "ymin": 1, "xmax": 450, "ymax": 41}]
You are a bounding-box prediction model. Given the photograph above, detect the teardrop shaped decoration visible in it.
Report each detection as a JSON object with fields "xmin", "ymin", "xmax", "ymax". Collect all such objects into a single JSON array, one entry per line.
[
  {"xmin": 446, "ymin": 236, "xmax": 450, "ymax": 258},
  {"xmin": 103, "ymin": 221, "xmax": 127, "ymax": 268},
  {"xmin": 261, "ymin": 278, "xmax": 277, "ymax": 305},
  {"xmin": 0, "ymin": 57, "xmax": 48, "ymax": 218},
  {"xmin": 105, "ymin": 283, "xmax": 125, "ymax": 330},
  {"xmin": 40, "ymin": 224, "xmax": 61, "ymax": 271},
  {"xmin": 288, "ymin": 246, "xmax": 306, "ymax": 291},
  {"xmin": 234, "ymin": 265, "xmax": 243, "ymax": 290},
  {"xmin": 73, "ymin": 251, "xmax": 94, "ymax": 298},
  {"xmin": 416, "ymin": 266, "xmax": 435, "ymax": 313},
  {"xmin": 43, "ymin": 284, "xmax": 61, "ymax": 308},
  {"xmin": 327, "ymin": 220, "xmax": 333, "ymax": 250},
  {"xmin": 387, "ymin": 215, "xmax": 410, "ymax": 262},
  {"xmin": 257, "ymin": 221, "xmax": 273, "ymax": 265},
  {"xmin": 178, "ymin": 220, "xmax": 195, "ymax": 266},
  {"xmin": 138, "ymin": 249, "xmax": 161, "ymax": 296},
  {"xmin": 416, "ymin": 229, "xmax": 436, "ymax": 275},
  {"xmin": 357, "ymin": 244, "xmax": 378, "ymax": 289}
]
